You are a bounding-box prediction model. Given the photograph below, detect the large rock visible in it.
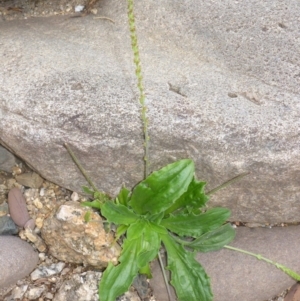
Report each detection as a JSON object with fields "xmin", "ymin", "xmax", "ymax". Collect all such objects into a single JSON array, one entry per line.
[
  {"xmin": 151, "ymin": 226, "xmax": 300, "ymax": 301},
  {"xmin": 0, "ymin": 0, "xmax": 299, "ymax": 223},
  {"xmin": 0, "ymin": 236, "xmax": 39, "ymax": 288}
]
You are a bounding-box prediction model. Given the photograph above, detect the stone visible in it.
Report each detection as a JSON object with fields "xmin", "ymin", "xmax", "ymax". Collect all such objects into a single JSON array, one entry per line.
[
  {"xmin": 0, "ymin": 1, "xmax": 300, "ymax": 224},
  {"xmin": 0, "ymin": 216, "xmax": 19, "ymax": 235},
  {"xmin": 10, "ymin": 284, "xmax": 28, "ymax": 300},
  {"xmin": 117, "ymin": 291, "xmax": 141, "ymax": 301},
  {"xmin": 8, "ymin": 187, "xmax": 35, "ymax": 229},
  {"xmin": 15, "ymin": 172, "xmax": 44, "ymax": 189},
  {"xmin": 132, "ymin": 274, "xmax": 151, "ymax": 300},
  {"xmin": 284, "ymin": 283, "xmax": 300, "ymax": 301},
  {"xmin": 0, "ymin": 202, "xmax": 9, "ymax": 216},
  {"xmin": 26, "ymin": 286, "xmax": 45, "ymax": 299},
  {"xmin": 0, "ymin": 236, "xmax": 39, "ymax": 288},
  {"xmin": 22, "ymin": 228, "xmax": 47, "ymax": 252},
  {"xmin": 31, "ymin": 262, "xmax": 65, "ymax": 281},
  {"xmin": 54, "ymin": 271, "xmax": 141, "ymax": 301},
  {"xmin": 151, "ymin": 226, "xmax": 300, "ymax": 301},
  {"xmin": 41, "ymin": 201, "xmax": 121, "ymax": 268},
  {"xmin": 0, "ymin": 146, "xmax": 16, "ymax": 173},
  {"xmin": 53, "ymin": 271, "xmax": 101, "ymax": 301}
]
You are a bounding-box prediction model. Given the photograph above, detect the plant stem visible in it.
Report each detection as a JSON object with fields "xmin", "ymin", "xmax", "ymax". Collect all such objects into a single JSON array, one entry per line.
[
  {"xmin": 64, "ymin": 143, "xmax": 98, "ymax": 191},
  {"xmin": 127, "ymin": 0, "xmax": 149, "ymax": 178},
  {"xmin": 224, "ymin": 245, "xmax": 300, "ymax": 281},
  {"xmin": 207, "ymin": 172, "xmax": 249, "ymax": 195},
  {"xmin": 158, "ymin": 250, "xmax": 173, "ymax": 301}
]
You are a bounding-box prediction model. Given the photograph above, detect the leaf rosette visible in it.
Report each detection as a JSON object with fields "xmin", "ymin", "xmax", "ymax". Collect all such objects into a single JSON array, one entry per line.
[{"xmin": 83, "ymin": 159, "xmax": 235, "ymax": 301}]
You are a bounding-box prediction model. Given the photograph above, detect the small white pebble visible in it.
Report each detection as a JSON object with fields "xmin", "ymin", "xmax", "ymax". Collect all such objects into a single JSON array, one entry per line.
[
  {"xmin": 61, "ymin": 267, "xmax": 70, "ymax": 276},
  {"xmin": 39, "ymin": 188, "xmax": 45, "ymax": 196},
  {"xmin": 19, "ymin": 230, "xmax": 27, "ymax": 240},
  {"xmin": 35, "ymin": 217, "xmax": 44, "ymax": 229},
  {"xmin": 90, "ymin": 8, "xmax": 97, "ymax": 15},
  {"xmin": 26, "ymin": 286, "xmax": 45, "ymax": 299},
  {"xmin": 45, "ymin": 292, "xmax": 54, "ymax": 299},
  {"xmin": 71, "ymin": 192, "xmax": 80, "ymax": 201},
  {"xmin": 24, "ymin": 229, "xmax": 38, "ymax": 243},
  {"xmin": 39, "ymin": 253, "xmax": 46, "ymax": 261},
  {"xmin": 75, "ymin": 5, "xmax": 85, "ymax": 12},
  {"xmin": 11, "ymin": 284, "xmax": 28, "ymax": 299},
  {"xmin": 33, "ymin": 198, "xmax": 43, "ymax": 209},
  {"xmin": 48, "ymin": 277, "xmax": 57, "ymax": 283}
]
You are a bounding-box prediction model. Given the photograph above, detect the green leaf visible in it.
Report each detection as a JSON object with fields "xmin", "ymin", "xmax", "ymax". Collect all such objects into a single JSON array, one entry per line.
[
  {"xmin": 81, "ymin": 199, "xmax": 102, "ymax": 210},
  {"xmin": 94, "ymin": 190, "xmax": 110, "ymax": 202},
  {"xmin": 116, "ymin": 224, "xmax": 128, "ymax": 239},
  {"xmin": 116, "ymin": 186, "xmax": 131, "ymax": 206},
  {"xmin": 82, "ymin": 185, "xmax": 94, "ymax": 195},
  {"xmin": 187, "ymin": 223, "xmax": 236, "ymax": 252},
  {"xmin": 99, "ymin": 221, "xmax": 161, "ymax": 301},
  {"xmin": 161, "ymin": 234, "xmax": 213, "ymax": 301},
  {"xmin": 129, "ymin": 159, "xmax": 194, "ymax": 215},
  {"xmin": 148, "ymin": 222, "xmax": 168, "ymax": 235},
  {"xmin": 136, "ymin": 227, "xmax": 161, "ymax": 268},
  {"xmin": 100, "ymin": 201, "xmax": 140, "ymax": 225},
  {"xmin": 165, "ymin": 178, "xmax": 208, "ymax": 215},
  {"xmin": 139, "ymin": 263, "xmax": 153, "ymax": 278},
  {"xmin": 126, "ymin": 221, "xmax": 161, "ymax": 268},
  {"xmin": 84, "ymin": 211, "xmax": 91, "ymax": 223},
  {"xmin": 161, "ymin": 208, "xmax": 231, "ymax": 237},
  {"xmin": 99, "ymin": 239, "xmax": 140, "ymax": 301},
  {"xmin": 148, "ymin": 212, "xmax": 164, "ymax": 224}
]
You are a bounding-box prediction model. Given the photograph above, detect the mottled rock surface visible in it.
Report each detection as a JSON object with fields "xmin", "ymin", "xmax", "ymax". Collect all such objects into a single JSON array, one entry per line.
[
  {"xmin": 53, "ymin": 271, "xmax": 141, "ymax": 301},
  {"xmin": 41, "ymin": 201, "xmax": 121, "ymax": 268},
  {"xmin": 15, "ymin": 172, "xmax": 44, "ymax": 189},
  {"xmin": 53, "ymin": 271, "xmax": 101, "ymax": 301},
  {"xmin": 0, "ymin": 146, "xmax": 16, "ymax": 174},
  {"xmin": 30, "ymin": 262, "xmax": 65, "ymax": 281},
  {"xmin": 0, "ymin": 236, "xmax": 39, "ymax": 288},
  {"xmin": 151, "ymin": 226, "xmax": 300, "ymax": 301},
  {"xmin": 1, "ymin": 0, "xmax": 300, "ymax": 223}
]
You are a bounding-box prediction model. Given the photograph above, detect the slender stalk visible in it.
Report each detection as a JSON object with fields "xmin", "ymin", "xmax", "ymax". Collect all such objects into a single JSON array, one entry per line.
[
  {"xmin": 224, "ymin": 245, "xmax": 300, "ymax": 281},
  {"xmin": 207, "ymin": 172, "xmax": 249, "ymax": 195},
  {"xmin": 127, "ymin": 0, "xmax": 149, "ymax": 178},
  {"xmin": 158, "ymin": 251, "xmax": 173, "ymax": 301},
  {"xmin": 64, "ymin": 143, "xmax": 98, "ymax": 191}
]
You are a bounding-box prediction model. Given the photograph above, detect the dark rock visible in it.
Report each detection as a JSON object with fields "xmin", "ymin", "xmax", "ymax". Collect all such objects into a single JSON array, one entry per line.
[
  {"xmin": 0, "ymin": 146, "xmax": 16, "ymax": 173},
  {"xmin": 0, "ymin": 216, "xmax": 18, "ymax": 235}
]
